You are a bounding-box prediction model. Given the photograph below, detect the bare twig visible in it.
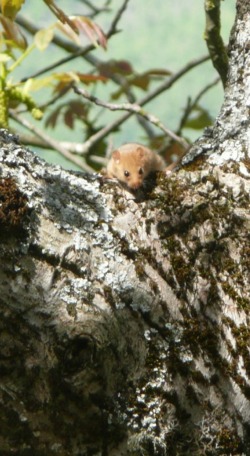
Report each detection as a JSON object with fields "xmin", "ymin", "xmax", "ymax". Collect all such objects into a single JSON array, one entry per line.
[
  {"xmin": 11, "ymin": 133, "xmax": 80, "ymax": 152},
  {"xmin": 108, "ymin": 0, "xmax": 130, "ymax": 34},
  {"xmin": 73, "ymin": 85, "xmax": 189, "ymax": 150},
  {"xmin": 74, "ymin": 54, "xmax": 210, "ymax": 154},
  {"xmin": 177, "ymin": 77, "xmax": 220, "ymax": 134},
  {"xmin": 13, "ymin": 132, "xmax": 106, "ymax": 164},
  {"xmin": 10, "ymin": 111, "xmax": 93, "ymax": 172},
  {"xmin": 80, "ymin": 0, "xmax": 111, "ymax": 18}
]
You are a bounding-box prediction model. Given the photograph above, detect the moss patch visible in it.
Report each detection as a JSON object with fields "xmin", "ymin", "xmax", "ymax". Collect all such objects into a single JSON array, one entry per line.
[{"xmin": 0, "ymin": 177, "xmax": 29, "ymax": 238}]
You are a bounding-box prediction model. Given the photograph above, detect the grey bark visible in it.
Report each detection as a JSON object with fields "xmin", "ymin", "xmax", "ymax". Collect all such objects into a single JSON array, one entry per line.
[{"xmin": 0, "ymin": 1, "xmax": 250, "ymax": 455}]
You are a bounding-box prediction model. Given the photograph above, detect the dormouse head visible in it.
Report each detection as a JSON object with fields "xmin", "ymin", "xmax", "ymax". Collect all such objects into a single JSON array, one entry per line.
[{"xmin": 112, "ymin": 146, "xmax": 147, "ymax": 190}]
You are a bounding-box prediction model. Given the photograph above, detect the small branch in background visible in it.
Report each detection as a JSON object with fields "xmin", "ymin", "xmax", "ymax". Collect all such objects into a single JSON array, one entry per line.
[
  {"xmin": 81, "ymin": 0, "xmax": 111, "ymax": 18},
  {"xmin": 73, "ymin": 85, "xmax": 189, "ymax": 150},
  {"xmin": 108, "ymin": 0, "xmax": 130, "ymax": 35},
  {"xmin": 204, "ymin": 0, "xmax": 229, "ymax": 88},
  {"xmin": 17, "ymin": 9, "xmax": 209, "ymax": 149},
  {"xmin": 15, "ymin": 132, "xmax": 106, "ymax": 166},
  {"xmin": 177, "ymin": 77, "xmax": 220, "ymax": 134},
  {"xmin": 13, "ymin": 133, "xmax": 80, "ymax": 152},
  {"xmin": 16, "ymin": 8, "xmax": 210, "ymax": 157},
  {"xmin": 10, "ymin": 111, "xmax": 93, "ymax": 172},
  {"xmin": 71, "ymin": 55, "xmax": 210, "ymax": 155},
  {"xmin": 18, "ymin": 0, "xmax": 130, "ymax": 83}
]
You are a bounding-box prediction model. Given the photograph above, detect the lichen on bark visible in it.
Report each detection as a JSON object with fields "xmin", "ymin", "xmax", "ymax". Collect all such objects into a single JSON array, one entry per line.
[{"xmin": 0, "ymin": 125, "xmax": 250, "ymax": 454}]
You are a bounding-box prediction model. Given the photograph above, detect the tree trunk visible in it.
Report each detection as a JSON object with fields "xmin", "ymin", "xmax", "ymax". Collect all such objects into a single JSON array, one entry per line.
[{"xmin": 0, "ymin": 1, "xmax": 249, "ymax": 455}]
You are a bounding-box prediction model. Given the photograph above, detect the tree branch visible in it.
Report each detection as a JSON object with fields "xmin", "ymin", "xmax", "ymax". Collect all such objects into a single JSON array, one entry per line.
[
  {"xmin": 13, "ymin": 132, "xmax": 107, "ymax": 166},
  {"xmin": 80, "ymin": 0, "xmax": 111, "ymax": 18},
  {"xmin": 10, "ymin": 111, "xmax": 93, "ymax": 171},
  {"xmin": 204, "ymin": 0, "xmax": 229, "ymax": 88},
  {"xmin": 74, "ymin": 55, "xmax": 210, "ymax": 154},
  {"xmin": 73, "ymin": 85, "xmax": 189, "ymax": 150}
]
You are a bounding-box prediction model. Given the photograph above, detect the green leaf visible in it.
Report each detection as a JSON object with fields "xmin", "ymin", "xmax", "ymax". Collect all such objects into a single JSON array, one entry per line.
[
  {"xmin": 1, "ymin": 0, "xmax": 25, "ymax": 19},
  {"xmin": 34, "ymin": 28, "xmax": 54, "ymax": 51},
  {"xmin": 0, "ymin": 52, "xmax": 11, "ymax": 62},
  {"xmin": 22, "ymin": 76, "xmax": 54, "ymax": 92},
  {"xmin": 184, "ymin": 105, "xmax": 213, "ymax": 130}
]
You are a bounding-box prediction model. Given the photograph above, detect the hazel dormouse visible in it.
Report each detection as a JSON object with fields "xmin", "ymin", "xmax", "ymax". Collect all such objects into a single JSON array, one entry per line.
[{"xmin": 105, "ymin": 143, "xmax": 166, "ymax": 190}]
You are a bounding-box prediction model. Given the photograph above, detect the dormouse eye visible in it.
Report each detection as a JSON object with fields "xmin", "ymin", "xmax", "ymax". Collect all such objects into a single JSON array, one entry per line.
[
  {"xmin": 138, "ymin": 168, "xmax": 144, "ymax": 175},
  {"xmin": 124, "ymin": 170, "xmax": 130, "ymax": 177}
]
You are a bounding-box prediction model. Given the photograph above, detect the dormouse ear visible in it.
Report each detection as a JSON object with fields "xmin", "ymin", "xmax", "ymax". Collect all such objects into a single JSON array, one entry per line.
[
  {"xmin": 112, "ymin": 150, "xmax": 121, "ymax": 162},
  {"xmin": 137, "ymin": 146, "xmax": 145, "ymax": 158}
]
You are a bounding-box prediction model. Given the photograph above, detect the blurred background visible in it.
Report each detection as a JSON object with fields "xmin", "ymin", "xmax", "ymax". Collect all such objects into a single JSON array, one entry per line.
[{"xmin": 9, "ymin": 0, "xmax": 235, "ymax": 169}]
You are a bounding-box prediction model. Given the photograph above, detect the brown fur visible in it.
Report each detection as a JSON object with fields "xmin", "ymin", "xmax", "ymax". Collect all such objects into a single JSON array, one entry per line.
[{"xmin": 106, "ymin": 143, "xmax": 166, "ymax": 190}]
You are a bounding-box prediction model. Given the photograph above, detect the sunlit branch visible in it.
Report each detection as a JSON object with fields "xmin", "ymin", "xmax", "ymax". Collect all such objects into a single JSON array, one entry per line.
[
  {"xmin": 10, "ymin": 111, "xmax": 93, "ymax": 172},
  {"xmin": 14, "ymin": 133, "xmax": 106, "ymax": 166},
  {"xmin": 73, "ymin": 54, "xmax": 210, "ymax": 154},
  {"xmin": 204, "ymin": 0, "xmax": 228, "ymax": 88},
  {"xmin": 73, "ymin": 85, "xmax": 189, "ymax": 150}
]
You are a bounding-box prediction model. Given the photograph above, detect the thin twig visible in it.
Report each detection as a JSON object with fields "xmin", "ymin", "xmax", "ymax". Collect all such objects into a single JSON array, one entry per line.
[
  {"xmin": 73, "ymin": 85, "xmax": 189, "ymax": 150},
  {"xmin": 74, "ymin": 54, "xmax": 210, "ymax": 154},
  {"xmin": 108, "ymin": 0, "xmax": 130, "ymax": 34},
  {"xmin": 81, "ymin": 0, "xmax": 111, "ymax": 17},
  {"xmin": 177, "ymin": 77, "xmax": 220, "ymax": 134},
  {"xmin": 13, "ymin": 132, "xmax": 105, "ymax": 159},
  {"xmin": 10, "ymin": 111, "xmax": 92, "ymax": 171}
]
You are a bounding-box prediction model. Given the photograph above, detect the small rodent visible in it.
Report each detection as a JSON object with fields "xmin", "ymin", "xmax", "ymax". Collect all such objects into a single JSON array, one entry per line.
[{"xmin": 105, "ymin": 143, "xmax": 166, "ymax": 190}]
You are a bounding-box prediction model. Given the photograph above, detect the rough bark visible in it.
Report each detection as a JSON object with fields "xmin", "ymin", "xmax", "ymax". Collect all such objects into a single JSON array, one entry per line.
[{"xmin": 0, "ymin": 1, "xmax": 250, "ymax": 455}]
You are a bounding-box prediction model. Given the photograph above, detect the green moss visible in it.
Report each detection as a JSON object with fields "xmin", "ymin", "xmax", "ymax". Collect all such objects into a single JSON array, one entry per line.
[
  {"xmin": 192, "ymin": 370, "xmax": 210, "ymax": 385},
  {"xmin": 171, "ymin": 253, "xmax": 195, "ymax": 288},
  {"xmin": 231, "ymin": 325, "xmax": 250, "ymax": 376},
  {"xmin": 217, "ymin": 427, "xmax": 243, "ymax": 454},
  {"xmin": 66, "ymin": 303, "xmax": 77, "ymax": 318},
  {"xmin": 181, "ymin": 155, "xmax": 207, "ymax": 172},
  {"xmin": 156, "ymin": 174, "xmax": 188, "ymax": 210},
  {"xmin": 240, "ymin": 245, "xmax": 250, "ymax": 270},
  {"xmin": 0, "ymin": 177, "xmax": 29, "ymax": 238},
  {"xmin": 236, "ymin": 296, "xmax": 250, "ymax": 312},
  {"xmin": 221, "ymin": 282, "xmax": 238, "ymax": 301},
  {"xmin": 134, "ymin": 256, "xmax": 147, "ymax": 281},
  {"xmin": 164, "ymin": 236, "xmax": 181, "ymax": 253},
  {"xmin": 182, "ymin": 317, "xmax": 219, "ymax": 358},
  {"xmin": 103, "ymin": 285, "xmax": 116, "ymax": 308},
  {"xmin": 206, "ymin": 277, "xmax": 220, "ymax": 307},
  {"xmin": 185, "ymin": 384, "xmax": 201, "ymax": 405}
]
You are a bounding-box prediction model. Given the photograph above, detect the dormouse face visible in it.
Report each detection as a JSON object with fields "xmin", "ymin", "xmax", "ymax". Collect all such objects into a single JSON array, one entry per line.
[
  {"xmin": 112, "ymin": 146, "xmax": 148, "ymax": 190},
  {"xmin": 121, "ymin": 165, "xmax": 144, "ymax": 190}
]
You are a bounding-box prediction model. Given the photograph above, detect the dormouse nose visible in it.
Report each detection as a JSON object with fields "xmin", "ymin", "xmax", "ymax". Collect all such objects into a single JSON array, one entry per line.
[{"xmin": 129, "ymin": 181, "xmax": 142, "ymax": 190}]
